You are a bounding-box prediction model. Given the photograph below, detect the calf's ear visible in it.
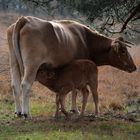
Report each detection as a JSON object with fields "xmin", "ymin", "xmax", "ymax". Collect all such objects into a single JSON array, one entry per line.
[{"xmin": 47, "ymin": 72, "xmax": 55, "ymax": 78}]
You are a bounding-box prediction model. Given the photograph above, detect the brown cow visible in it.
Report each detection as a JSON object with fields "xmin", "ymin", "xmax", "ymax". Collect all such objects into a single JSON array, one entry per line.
[
  {"xmin": 36, "ymin": 59, "xmax": 98, "ymax": 119},
  {"xmin": 7, "ymin": 16, "xmax": 136, "ymax": 118}
]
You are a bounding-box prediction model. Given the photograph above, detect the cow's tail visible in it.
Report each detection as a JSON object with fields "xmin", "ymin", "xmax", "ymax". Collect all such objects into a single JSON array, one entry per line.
[{"xmin": 12, "ymin": 16, "xmax": 28, "ymax": 77}]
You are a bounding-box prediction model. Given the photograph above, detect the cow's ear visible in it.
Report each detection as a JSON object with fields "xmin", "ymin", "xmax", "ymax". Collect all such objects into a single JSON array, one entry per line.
[
  {"xmin": 111, "ymin": 41, "xmax": 120, "ymax": 53},
  {"xmin": 124, "ymin": 41, "xmax": 134, "ymax": 46},
  {"xmin": 116, "ymin": 37, "xmax": 134, "ymax": 47},
  {"xmin": 116, "ymin": 37, "xmax": 124, "ymax": 42}
]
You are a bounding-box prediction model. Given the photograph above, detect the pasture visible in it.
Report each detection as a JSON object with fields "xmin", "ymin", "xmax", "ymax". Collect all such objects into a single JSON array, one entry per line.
[{"xmin": 0, "ymin": 12, "xmax": 140, "ymax": 140}]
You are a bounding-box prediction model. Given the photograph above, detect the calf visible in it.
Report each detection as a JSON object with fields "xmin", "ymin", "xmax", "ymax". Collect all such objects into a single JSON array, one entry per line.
[{"xmin": 36, "ymin": 59, "xmax": 98, "ymax": 118}]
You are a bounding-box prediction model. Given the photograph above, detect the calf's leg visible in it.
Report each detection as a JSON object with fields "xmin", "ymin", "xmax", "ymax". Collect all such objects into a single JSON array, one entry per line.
[
  {"xmin": 71, "ymin": 89, "xmax": 79, "ymax": 114},
  {"xmin": 90, "ymin": 84, "xmax": 99, "ymax": 116},
  {"xmin": 80, "ymin": 87, "xmax": 89, "ymax": 116},
  {"xmin": 92, "ymin": 91, "xmax": 99, "ymax": 115},
  {"xmin": 91, "ymin": 89, "xmax": 99, "ymax": 116},
  {"xmin": 55, "ymin": 94, "xmax": 60, "ymax": 118},
  {"xmin": 59, "ymin": 94, "xmax": 69, "ymax": 119}
]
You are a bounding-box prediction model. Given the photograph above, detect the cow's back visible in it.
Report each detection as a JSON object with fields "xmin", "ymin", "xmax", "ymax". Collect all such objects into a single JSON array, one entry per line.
[{"xmin": 19, "ymin": 17, "xmax": 89, "ymax": 68}]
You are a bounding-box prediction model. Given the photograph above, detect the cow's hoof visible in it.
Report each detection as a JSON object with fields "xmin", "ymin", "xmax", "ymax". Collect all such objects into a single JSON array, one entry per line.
[
  {"xmin": 22, "ymin": 114, "xmax": 28, "ymax": 118},
  {"xmin": 15, "ymin": 112, "xmax": 22, "ymax": 117}
]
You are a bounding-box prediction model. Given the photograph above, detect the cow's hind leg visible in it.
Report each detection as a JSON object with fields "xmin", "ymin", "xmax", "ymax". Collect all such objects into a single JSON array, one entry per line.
[
  {"xmin": 11, "ymin": 65, "xmax": 22, "ymax": 117},
  {"xmin": 21, "ymin": 65, "xmax": 39, "ymax": 118},
  {"xmin": 7, "ymin": 26, "xmax": 22, "ymax": 117}
]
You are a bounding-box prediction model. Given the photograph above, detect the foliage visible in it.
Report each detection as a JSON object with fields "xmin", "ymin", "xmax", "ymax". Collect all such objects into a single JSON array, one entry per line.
[
  {"xmin": 18, "ymin": 0, "xmax": 140, "ymax": 38},
  {"xmin": 20, "ymin": 0, "xmax": 139, "ymax": 21}
]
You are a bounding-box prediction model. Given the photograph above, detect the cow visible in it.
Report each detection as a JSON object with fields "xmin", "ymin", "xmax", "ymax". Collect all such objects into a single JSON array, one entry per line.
[
  {"xmin": 36, "ymin": 59, "xmax": 98, "ymax": 119},
  {"xmin": 7, "ymin": 16, "xmax": 136, "ymax": 118}
]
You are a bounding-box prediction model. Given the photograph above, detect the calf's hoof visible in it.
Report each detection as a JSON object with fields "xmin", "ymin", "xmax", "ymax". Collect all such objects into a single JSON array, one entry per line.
[
  {"xmin": 65, "ymin": 113, "xmax": 72, "ymax": 120},
  {"xmin": 70, "ymin": 109, "xmax": 80, "ymax": 114},
  {"xmin": 54, "ymin": 114, "xmax": 60, "ymax": 120},
  {"xmin": 87, "ymin": 113, "xmax": 100, "ymax": 119}
]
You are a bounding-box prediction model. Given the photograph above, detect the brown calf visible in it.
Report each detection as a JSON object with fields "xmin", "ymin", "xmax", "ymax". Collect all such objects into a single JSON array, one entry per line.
[{"xmin": 36, "ymin": 59, "xmax": 98, "ymax": 118}]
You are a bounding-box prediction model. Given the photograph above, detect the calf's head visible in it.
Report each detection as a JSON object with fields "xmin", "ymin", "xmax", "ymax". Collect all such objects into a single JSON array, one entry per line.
[{"xmin": 108, "ymin": 37, "xmax": 136, "ymax": 73}]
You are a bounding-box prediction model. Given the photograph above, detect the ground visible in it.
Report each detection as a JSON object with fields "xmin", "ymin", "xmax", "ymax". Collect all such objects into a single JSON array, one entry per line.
[{"xmin": 0, "ymin": 12, "xmax": 140, "ymax": 140}]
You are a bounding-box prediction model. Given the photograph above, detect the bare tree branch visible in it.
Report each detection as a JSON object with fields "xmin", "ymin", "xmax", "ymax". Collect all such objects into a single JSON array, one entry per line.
[
  {"xmin": 120, "ymin": 2, "xmax": 140, "ymax": 32},
  {"xmin": 132, "ymin": 14, "xmax": 140, "ymax": 21},
  {"xmin": 24, "ymin": 0, "xmax": 53, "ymax": 7}
]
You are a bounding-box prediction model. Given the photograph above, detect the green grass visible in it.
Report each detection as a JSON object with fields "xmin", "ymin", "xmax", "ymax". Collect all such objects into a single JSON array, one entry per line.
[
  {"xmin": 0, "ymin": 94, "xmax": 140, "ymax": 140},
  {"xmin": 0, "ymin": 118, "xmax": 140, "ymax": 140}
]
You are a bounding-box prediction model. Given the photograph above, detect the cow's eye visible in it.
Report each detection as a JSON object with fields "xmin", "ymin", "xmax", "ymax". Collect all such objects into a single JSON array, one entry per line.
[
  {"xmin": 120, "ymin": 47, "xmax": 126, "ymax": 54},
  {"xmin": 121, "ymin": 49, "xmax": 126, "ymax": 54}
]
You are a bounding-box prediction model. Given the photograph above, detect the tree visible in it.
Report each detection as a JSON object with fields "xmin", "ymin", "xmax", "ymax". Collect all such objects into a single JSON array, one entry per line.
[
  {"xmin": 120, "ymin": 2, "xmax": 140, "ymax": 32},
  {"xmin": 0, "ymin": 0, "xmax": 10, "ymax": 10},
  {"xmin": 21, "ymin": 0, "xmax": 140, "ymax": 34}
]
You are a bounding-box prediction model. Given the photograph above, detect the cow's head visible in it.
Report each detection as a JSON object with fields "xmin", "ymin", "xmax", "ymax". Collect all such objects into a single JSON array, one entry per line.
[{"xmin": 109, "ymin": 37, "xmax": 136, "ymax": 73}]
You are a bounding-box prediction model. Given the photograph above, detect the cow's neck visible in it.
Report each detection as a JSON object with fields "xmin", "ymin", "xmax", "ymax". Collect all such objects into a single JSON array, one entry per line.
[
  {"xmin": 87, "ymin": 29, "xmax": 112, "ymax": 66},
  {"xmin": 92, "ymin": 52, "xmax": 110, "ymax": 66}
]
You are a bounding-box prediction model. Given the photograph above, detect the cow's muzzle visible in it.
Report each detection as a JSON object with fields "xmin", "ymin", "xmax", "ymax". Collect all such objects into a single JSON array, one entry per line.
[{"xmin": 127, "ymin": 65, "xmax": 137, "ymax": 73}]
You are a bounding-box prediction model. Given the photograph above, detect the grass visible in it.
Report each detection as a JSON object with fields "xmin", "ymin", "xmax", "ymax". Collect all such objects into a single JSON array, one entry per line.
[{"xmin": 0, "ymin": 90, "xmax": 140, "ymax": 140}]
